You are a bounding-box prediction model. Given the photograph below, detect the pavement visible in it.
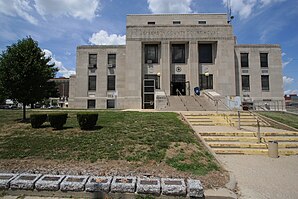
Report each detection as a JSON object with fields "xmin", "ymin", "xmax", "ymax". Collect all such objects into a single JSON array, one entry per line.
[{"xmin": 218, "ymin": 155, "xmax": 298, "ymax": 199}]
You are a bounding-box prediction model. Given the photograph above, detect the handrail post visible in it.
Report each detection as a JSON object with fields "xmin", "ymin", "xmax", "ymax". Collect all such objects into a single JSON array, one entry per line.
[
  {"xmin": 237, "ymin": 111, "xmax": 241, "ymax": 130},
  {"xmin": 216, "ymin": 100, "xmax": 218, "ymax": 114},
  {"xmin": 257, "ymin": 119, "xmax": 261, "ymax": 143}
]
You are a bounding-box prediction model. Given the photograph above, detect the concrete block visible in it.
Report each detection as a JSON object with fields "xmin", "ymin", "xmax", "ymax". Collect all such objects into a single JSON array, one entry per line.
[
  {"xmin": 0, "ymin": 173, "xmax": 18, "ymax": 189},
  {"xmin": 60, "ymin": 175, "xmax": 89, "ymax": 192},
  {"xmin": 161, "ymin": 178, "xmax": 186, "ymax": 196},
  {"xmin": 85, "ymin": 176, "xmax": 112, "ymax": 192},
  {"xmin": 10, "ymin": 173, "xmax": 42, "ymax": 190},
  {"xmin": 136, "ymin": 177, "xmax": 161, "ymax": 195},
  {"xmin": 187, "ymin": 179, "xmax": 204, "ymax": 198},
  {"xmin": 35, "ymin": 175, "xmax": 65, "ymax": 191},
  {"xmin": 110, "ymin": 176, "xmax": 136, "ymax": 193}
]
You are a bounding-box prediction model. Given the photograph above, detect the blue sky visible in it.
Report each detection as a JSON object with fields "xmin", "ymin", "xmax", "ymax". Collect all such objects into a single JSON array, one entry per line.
[{"xmin": 0, "ymin": 0, "xmax": 297, "ymax": 94}]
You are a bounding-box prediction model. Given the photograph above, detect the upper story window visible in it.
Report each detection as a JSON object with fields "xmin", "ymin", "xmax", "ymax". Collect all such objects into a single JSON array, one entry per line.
[
  {"xmin": 198, "ymin": 21, "xmax": 207, "ymax": 24},
  {"xmin": 88, "ymin": 76, "xmax": 96, "ymax": 91},
  {"xmin": 261, "ymin": 75, "xmax": 270, "ymax": 91},
  {"xmin": 241, "ymin": 53, "xmax": 249, "ymax": 68},
  {"xmin": 89, "ymin": 54, "xmax": 97, "ymax": 68},
  {"xmin": 199, "ymin": 44, "xmax": 212, "ymax": 63},
  {"xmin": 145, "ymin": 44, "xmax": 158, "ymax": 64},
  {"xmin": 173, "ymin": 21, "xmax": 181, "ymax": 25},
  {"xmin": 260, "ymin": 53, "xmax": 268, "ymax": 67},
  {"xmin": 172, "ymin": 44, "xmax": 186, "ymax": 64},
  {"xmin": 107, "ymin": 75, "xmax": 116, "ymax": 91},
  {"xmin": 147, "ymin": 21, "xmax": 155, "ymax": 25},
  {"xmin": 108, "ymin": 54, "xmax": 116, "ymax": 67}
]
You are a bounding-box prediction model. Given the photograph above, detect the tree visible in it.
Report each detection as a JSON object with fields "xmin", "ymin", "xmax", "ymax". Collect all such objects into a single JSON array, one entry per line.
[{"xmin": 0, "ymin": 37, "xmax": 58, "ymax": 120}]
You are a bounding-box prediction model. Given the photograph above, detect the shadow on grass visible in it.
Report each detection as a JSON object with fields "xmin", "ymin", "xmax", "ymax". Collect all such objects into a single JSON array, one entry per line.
[{"xmin": 15, "ymin": 118, "xmax": 31, "ymax": 123}]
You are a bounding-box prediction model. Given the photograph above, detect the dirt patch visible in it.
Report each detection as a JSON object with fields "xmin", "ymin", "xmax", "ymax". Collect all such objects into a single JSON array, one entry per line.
[
  {"xmin": 166, "ymin": 142, "xmax": 198, "ymax": 159},
  {"xmin": 0, "ymin": 158, "xmax": 228, "ymax": 189}
]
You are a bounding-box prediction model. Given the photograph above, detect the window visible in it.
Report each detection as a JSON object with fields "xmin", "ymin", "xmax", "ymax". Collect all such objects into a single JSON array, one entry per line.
[
  {"xmin": 107, "ymin": 75, "xmax": 115, "ymax": 91},
  {"xmin": 241, "ymin": 75, "xmax": 250, "ymax": 91},
  {"xmin": 173, "ymin": 21, "xmax": 181, "ymax": 24},
  {"xmin": 172, "ymin": 44, "xmax": 185, "ymax": 63},
  {"xmin": 198, "ymin": 21, "xmax": 207, "ymax": 24},
  {"xmin": 199, "ymin": 74, "xmax": 213, "ymax": 89},
  {"xmin": 199, "ymin": 44, "xmax": 212, "ymax": 63},
  {"xmin": 241, "ymin": 53, "xmax": 249, "ymax": 68},
  {"xmin": 89, "ymin": 54, "xmax": 97, "ymax": 68},
  {"xmin": 88, "ymin": 76, "xmax": 96, "ymax": 91},
  {"xmin": 144, "ymin": 74, "xmax": 160, "ymax": 89},
  {"xmin": 260, "ymin": 53, "xmax": 268, "ymax": 67},
  {"xmin": 107, "ymin": 99, "xmax": 115, "ymax": 109},
  {"xmin": 147, "ymin": 21, "xmax": 155, "ymax": 25},
  {"xmin": 261, "ymin": 75, "xmax": 270, "ymax": 91},
  {"xmin": 145, "ymin": 44, "xmax": 158, "ymax": 64},
  {"xmin": 87, "ymin": 100, "xmax": 95, "ymax": 109},
  {"xmin": 108, "ymin": 54, "xmax": 116, "ymax": 67}
]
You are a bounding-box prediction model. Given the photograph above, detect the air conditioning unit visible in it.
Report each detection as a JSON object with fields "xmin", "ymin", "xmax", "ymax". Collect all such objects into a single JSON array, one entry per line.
[
  {"xmin": 88, "ymin": 64, "xmax": 97, "ymax": 69},
  {"xmin": 108, "ymin": 64, "xmax": 116, "ymax": 68},
  {"xmin": 147, "ymin": 60, "xmax": 152, "ymax": 64}
]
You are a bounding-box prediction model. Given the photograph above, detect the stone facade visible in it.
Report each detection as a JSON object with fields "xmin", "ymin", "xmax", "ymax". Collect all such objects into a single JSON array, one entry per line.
[{"xmin": 69, "ymin": 14, "xmax": 283, "ymax": 109}]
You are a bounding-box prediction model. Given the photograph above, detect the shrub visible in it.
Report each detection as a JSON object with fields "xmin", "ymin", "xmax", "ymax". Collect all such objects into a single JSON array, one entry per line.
[
  {"xmin": 77, "ymin": 113, "xmax": 98, "ymax": 130},
  {"xmin": 30, "ymin": 114, "xmax": 47, "ymax": 128},
  {"xmin": 48, "ymin": 113, "xmax": 68, "ymax": 130}
]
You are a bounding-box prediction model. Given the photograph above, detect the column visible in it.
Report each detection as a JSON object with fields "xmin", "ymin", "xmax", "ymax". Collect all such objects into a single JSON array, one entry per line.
[
  {"xmin": 161, "ymin": 41, "xmax": 170, "ymax": 95},
  {"xmin": 189, "ymin": 41, "xmax": 199, "ymax": 95}
]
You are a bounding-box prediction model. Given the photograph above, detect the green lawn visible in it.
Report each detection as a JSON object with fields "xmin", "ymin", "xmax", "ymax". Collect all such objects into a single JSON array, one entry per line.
[
  {"xmin": 0, "ymin": 110, "xmax": 219, "ymax": 175},
  {"xmin": 259, "ymin": 111, "xmax": 298, "ymax": 129}
]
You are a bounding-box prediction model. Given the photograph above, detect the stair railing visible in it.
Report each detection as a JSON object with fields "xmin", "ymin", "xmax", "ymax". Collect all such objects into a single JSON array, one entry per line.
[
  {"xmin": 176, "ymin": 89, "xmax": 188, "ymax": 111},
  {"xmin": 163, "ymin": 90, "xmax": 170, "ymax": 106}
]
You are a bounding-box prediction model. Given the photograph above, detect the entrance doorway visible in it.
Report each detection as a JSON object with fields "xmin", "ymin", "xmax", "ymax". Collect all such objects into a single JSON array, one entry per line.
[
  {"xmin": 199, "ymin": 74, "xmax": 213, "ymax": 90},
  {"xmin": 143, "ymin": 79, "xmax": 155, "ymax": 109},
  {"xmin": 171, "ymin": 74, "xmax": 186, "ymax": 95}
]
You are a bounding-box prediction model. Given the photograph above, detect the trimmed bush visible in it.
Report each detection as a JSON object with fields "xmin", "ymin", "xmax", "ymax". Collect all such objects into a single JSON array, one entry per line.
[
  {"xmin": 48, "ymin": 113, "xmax": 68, "ymax": 130},
  {"xmin": 30, "ymin": 114, "xmax": 47, "ymax": 128},
  {"xmin": 77, "ymin": 113, "xmax": 98, "ymax": 130}
]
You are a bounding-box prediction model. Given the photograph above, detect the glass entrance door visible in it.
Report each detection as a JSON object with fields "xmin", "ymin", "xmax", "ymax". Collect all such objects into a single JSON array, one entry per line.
[
  {"xmin": 143, "ymin": 79, "xmax": 155, "ymax": 109},
  {"xmin": 171, "ymin": 74, "xmax": 186, "ymax": 95}
]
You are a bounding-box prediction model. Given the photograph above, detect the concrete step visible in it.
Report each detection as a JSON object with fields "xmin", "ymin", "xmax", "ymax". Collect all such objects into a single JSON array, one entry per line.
[
  {"xmin": 208, "ymin": 142, "xmax": 298, "ymax": 149},
  {"xmin": 213, "ymin": 148, "xmax": 298, "ymax": 155},
  {"xmin": 203, "ymin": 136, "xmax": 298, "ymax": 142},
  {"xmin": 200, "ymin": 132, "xmax": 298, "ymax": 137}
]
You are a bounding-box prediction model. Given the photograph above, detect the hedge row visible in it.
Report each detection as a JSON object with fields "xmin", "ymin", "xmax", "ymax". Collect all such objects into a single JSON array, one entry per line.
[{"xmin": 30, "ymin": 112, "xmax": 98, "ymax": 130}]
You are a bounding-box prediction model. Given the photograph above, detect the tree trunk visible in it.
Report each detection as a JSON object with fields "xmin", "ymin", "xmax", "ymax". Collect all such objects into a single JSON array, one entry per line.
[{"xmin": 23, "ymin": 103, "xmax": 26, "ymax": 121}]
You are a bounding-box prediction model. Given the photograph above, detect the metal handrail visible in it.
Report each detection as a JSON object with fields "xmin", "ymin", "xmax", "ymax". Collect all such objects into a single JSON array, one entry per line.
[
  {"xmin": 176, "ymin": 89, "xmax": 188, "ymax": 111},
  {"xmin": 163, "ymin": 90, "xmax": 170, "ymax": 106},
  {"xmin": 193, "ymin": 93, "xmax": 206, "ymax": 111}
]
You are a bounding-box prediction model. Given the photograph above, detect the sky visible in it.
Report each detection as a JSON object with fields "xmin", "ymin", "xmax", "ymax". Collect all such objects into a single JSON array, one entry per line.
[{"xmin": 0, "ymin": 0, "xmax": 297, "ymax": 94}]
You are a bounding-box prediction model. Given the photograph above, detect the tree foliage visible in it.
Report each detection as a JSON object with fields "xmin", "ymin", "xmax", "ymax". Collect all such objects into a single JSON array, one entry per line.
[{"xmin": 0, "ymin": 37, "xmax": 58, "ymax": 119}]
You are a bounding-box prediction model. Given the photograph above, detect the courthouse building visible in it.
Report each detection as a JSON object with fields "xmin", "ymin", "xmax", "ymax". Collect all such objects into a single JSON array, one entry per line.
[{"xmin": 69, "ymin": 14, "xmax": 284, "ymax": 109}]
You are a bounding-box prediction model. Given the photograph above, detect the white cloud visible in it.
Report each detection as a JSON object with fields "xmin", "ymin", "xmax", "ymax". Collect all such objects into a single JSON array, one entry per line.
[
  {"xmin": 0, "ymin": 0, "xmax": 38, "ymax": 25},
  {"xmin": 283, "ymin": 76, "xmax": 294, "ymax": 85},
  {"xmin": 89, "ymin": 30, "xmax": 126, "ymax": 45},
  {"xmin": 223, "ymin": 0, "xmax": 285, "ymax": 19},
  {"xmin": 147, "ymin": 0, "xmax": 192, "ymax": 14},
  {"xmin": 281, "ymin": 52, "xmax": 286, "ymax": 57},
  {"xmin": 282, "ymin": 58, "xmax": 293, "ymax": 68},
  {"xmin": 34, "ymin": 0, "xmax": 100, "ymax": 21},
  {"xmin": 284, "ymin": 89, "xmax": 298, "ymax": 95},
  {"xmin": 43, "ymin": 49, "xmax": 75, "ymax": 78}
]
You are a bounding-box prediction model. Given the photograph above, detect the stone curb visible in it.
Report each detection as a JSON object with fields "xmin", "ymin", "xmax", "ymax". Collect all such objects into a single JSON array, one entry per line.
[{"xmin": 0, "ymin": 173, "xmax": 204, "ymax": 198}]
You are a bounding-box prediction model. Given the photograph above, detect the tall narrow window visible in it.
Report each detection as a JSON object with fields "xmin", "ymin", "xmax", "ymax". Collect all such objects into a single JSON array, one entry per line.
[
  {"xmin": 241, "ymin": 53, "xmax": 249, "ymax": 68},
  {"xmin": 89, "ymin": 54, "xmax": 97, "ymax": 68},
  {"xmin": 144, "ymin": 74, "xmax": 160, "ymax": 89},
  {"xmin": 107, "ymin": 99, "xmax": 115, "ymax": 109},
  {"xmin": 172, "ymin": 44, "xmax": 185, "ymax": 63},
  {"xmin": 107, "ymin": 75, "xmax": 115, "ymax": 91},
  {"xmin": 88, "ymin": 76, "xmax": 96, "ymax": 91},
  {"xmin": 241, "ymin": 75, "xmax": 250, "ymax": 91},
  {"xmin": 87, "ymin": 100, "xmax": 96, "ymax": 109},
  {"xmin": 145, "ymin": 44, "xmax": 158, "ymax": 64},
  {"xmin": 199, "ymin": 74, "xmax": 213, "ymax": 90},
  {"xmin": 260, "ymin": 53, "xmax": 268, "ymax": 67},
  {"xmin": 108, "ymin": 54, "xmax": 116, "ymax": 67},
  {"xmin": 199, "ymin": 44, "xmax": 213, "ymax": 63},
  {"xmin": 261, "ymin": 75, "xmax": 270, "ymax": 91}
]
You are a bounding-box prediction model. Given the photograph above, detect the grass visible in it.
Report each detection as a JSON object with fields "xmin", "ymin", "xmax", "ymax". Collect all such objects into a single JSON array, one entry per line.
[
  {"xmin": 259, "ymin": 111, "xmax": 298, "ymax": 129},
  {"xmin": 0, "ymin": 110, "xmax": 219, "ymax": 176}
]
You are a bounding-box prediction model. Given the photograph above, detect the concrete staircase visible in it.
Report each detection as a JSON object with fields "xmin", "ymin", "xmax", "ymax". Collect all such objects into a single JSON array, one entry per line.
[
  {"xmin": 201, "ymin": 131, "xmax": 298, "ymax": 155},
  {"xmin": 182, "ymin": 112, "xmax": 298, "ymax": 155},
  {"xmin": 162, "ymin": 95, "xmax": 216, "ymax": 111}
]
